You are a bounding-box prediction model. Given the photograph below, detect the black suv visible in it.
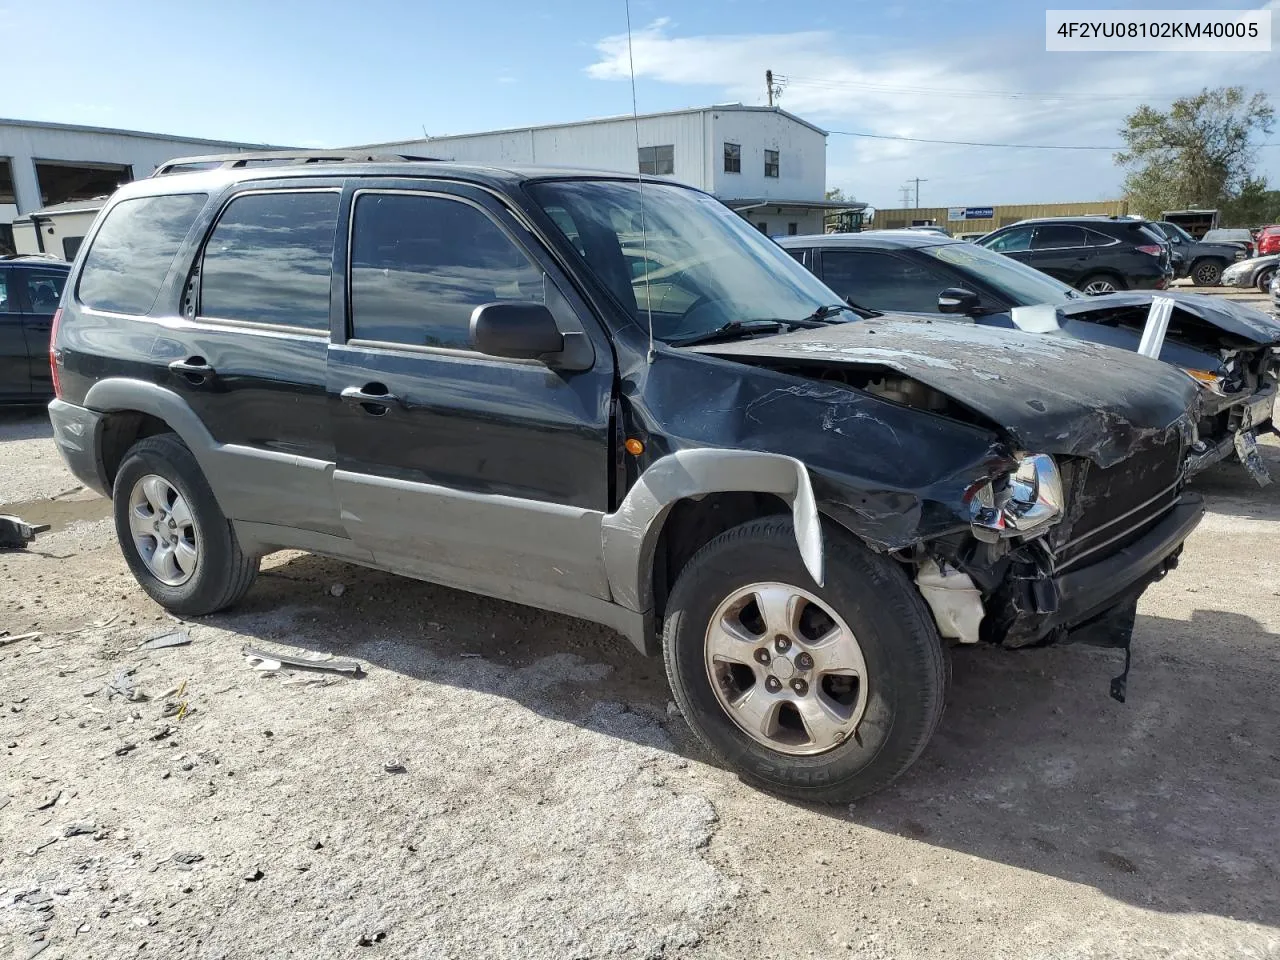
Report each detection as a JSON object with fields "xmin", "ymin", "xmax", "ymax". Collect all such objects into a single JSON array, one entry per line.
[
  {"xmin": 1148, "ymin": 220, "xmax": 1247, "ymax": 286},
  {"xmin": 1, "ymin": 255, "xmax": 70, "ymax": 403},
  {"xmin": 976, "ymin": 216, "xmax": 1172, "ymax": 294},
  {"xmin": 48, "ymin": 152, "xmax": 1203, "ymax": 802}
]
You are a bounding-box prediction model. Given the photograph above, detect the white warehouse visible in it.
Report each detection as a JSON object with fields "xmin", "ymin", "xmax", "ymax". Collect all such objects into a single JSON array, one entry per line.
[
  {"xmin": 1, "ymin": 118, "xmax": 273, "ymax": 256},
  {"xmin": 362, "ymin": 105, "xmax": 861, "ymax": 237}
]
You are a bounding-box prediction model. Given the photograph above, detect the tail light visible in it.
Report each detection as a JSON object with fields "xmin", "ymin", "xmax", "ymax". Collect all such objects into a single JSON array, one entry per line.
[
  {"xmin": 1136, "ymin": 244, "xmax": 1163, "ymax": 256},
  {"xmin": 49, "ymin": 307, "xmax": 63, "ymax": 399}
]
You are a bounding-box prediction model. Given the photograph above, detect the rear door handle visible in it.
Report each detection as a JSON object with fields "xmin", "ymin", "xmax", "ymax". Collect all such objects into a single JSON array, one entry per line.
[
  {"xmin": 169, "ymin": 357, "xmax": 216, "ymax": 384},
  {"xmin": 341, "ymin": 383, "xmax": 398, "ymax": 414}
]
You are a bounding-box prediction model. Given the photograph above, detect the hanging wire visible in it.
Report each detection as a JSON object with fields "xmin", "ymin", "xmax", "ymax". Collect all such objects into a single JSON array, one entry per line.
[{"xmin": 624, "ymin": 0, "xmax": 656, "ymax": 362}]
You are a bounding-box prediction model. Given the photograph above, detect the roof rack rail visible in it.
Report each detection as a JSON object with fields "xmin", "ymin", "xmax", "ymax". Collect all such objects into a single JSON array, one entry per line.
[{"xmin": 151, "ymin": 150, "xmax": 445, "ymax": 177}]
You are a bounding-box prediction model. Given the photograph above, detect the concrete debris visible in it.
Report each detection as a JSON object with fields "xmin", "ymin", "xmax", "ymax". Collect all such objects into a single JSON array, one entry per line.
[
  {"xmin": 23, "ymin": 940, "xmax": 50, "ymax": 959},
  {"xmin": 357, "ymin": 931, "xmax": 387, "ymax": 947},
  {"xmin": 104, "ymin": 668, "xmax": 148, "ymax": 702},
  {"xmin": 63, "ymin": 821, "xmax": 96, "ymax": 838},
  {"xmin": 137, "ymin": 630, "xmax": 191, "ymax": 651},
  {"xmin": 172, "ymin": 852, "xmax": 204, "ymax": 865},
  {"xmin": 242, "ymin": 868, "xmax": 264, "ymax": 882},
  {"xmin": 328, "ymin": 583, "xmax": 347, "ymax": 597},
  {"xmin": 115, "ymin": 743, "xmax": 137, "ymax": 757},
  {"xmin": 241, "ymin": 645, "xmax": 363, "ymax": 677},
  {"xmin": 35, "ymin": 791, "xmax": 61, "ymax": 810}
]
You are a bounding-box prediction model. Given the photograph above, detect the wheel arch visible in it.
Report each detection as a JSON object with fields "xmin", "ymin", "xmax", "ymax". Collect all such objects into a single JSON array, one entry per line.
[
  {"xmin": 601, "ymin": 449, "xmax": 826, "ymax": 652},
  {"xmin": 85, "ymin": 378, "xmax": 220, "ymax": 488}
]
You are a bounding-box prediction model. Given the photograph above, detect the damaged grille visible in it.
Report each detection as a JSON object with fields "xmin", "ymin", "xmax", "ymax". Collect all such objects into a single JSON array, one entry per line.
[{"xmin": 1049, "ymin": 440, "xmax": 1184, "ymax": 572}]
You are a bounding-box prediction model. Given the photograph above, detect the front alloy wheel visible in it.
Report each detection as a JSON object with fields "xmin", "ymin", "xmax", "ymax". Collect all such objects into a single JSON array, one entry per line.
[
  {"xmin": 705, "ymin": 582, "xmax": 868, "ymax": 755},
  {"xmin": 1082, "ymin": 278, "xmax": 1117, "ymax": 295}
]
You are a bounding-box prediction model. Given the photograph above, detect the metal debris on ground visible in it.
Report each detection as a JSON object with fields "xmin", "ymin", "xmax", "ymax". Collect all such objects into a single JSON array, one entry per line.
[
  {"xmin": 384, "ymin": 760, "xmax": 407, "ymax": 774},
  {"xmin": 241, "ymin": 645, "xmax": 364, "ymax": 677},
  {"xmin": 104, "ymin": 668, "xmax": 148, "ymax": 702},
  {"xmin": 0, "ymin": 632, "xmax": 42, "ymax": 648},
  {"xmin": 0, "ymin": 514, "xmax": 49, "ymax": 550},
  {"xmin": 137, "ymin": 630, "xmax": 191, "ymax": 651}
]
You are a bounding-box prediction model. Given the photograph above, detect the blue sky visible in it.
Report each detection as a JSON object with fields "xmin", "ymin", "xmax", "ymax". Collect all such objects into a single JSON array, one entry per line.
[{"xmin": 2, "ymin": 0, "xmax": 1276, "ymax": 210}]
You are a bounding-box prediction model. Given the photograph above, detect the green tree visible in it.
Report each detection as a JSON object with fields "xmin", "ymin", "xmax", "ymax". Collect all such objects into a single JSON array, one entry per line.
[{"xmin": 1115, "ymin": 86, "xmax": 1274, "ymax": 223}]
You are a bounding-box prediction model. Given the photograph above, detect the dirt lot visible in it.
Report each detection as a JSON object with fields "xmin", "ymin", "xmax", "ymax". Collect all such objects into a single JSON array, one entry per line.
[{"xmin": 2, "ymin": 406, "xmax": 1279, "ymax": 960}]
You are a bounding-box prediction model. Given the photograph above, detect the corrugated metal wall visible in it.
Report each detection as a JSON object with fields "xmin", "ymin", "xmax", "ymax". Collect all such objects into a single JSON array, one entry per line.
[{"xmin": 875, "ymin": 200, "xmax": 1129, "ymax": 235}]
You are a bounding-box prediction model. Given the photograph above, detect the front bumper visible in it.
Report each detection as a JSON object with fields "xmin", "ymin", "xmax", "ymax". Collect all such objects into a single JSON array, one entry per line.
[
  {"xmin": 990, "ymin": 495, "xmax": 1204, "ymax": 647},
  {"xmin": 48, "ymin": 398, "xmax": 109, "ymax": 498},
  {"xmin": 1185, "ymin": 383, "xmax": 1277, "ymax": 483}
]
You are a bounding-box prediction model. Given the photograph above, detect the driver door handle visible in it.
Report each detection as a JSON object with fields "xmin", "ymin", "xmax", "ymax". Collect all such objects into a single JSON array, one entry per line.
[
  {"xmin": 341, "ymin": 384, "xmax": 399, "ymax": 415},
  {"xmin": 169, "ymin": 357, "xmax": 216, "ymax": 384}
]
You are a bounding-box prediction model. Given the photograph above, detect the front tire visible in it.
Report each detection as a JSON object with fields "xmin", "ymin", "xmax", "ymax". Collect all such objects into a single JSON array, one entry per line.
[
  {"xmin": 1191, "ymin": 259, "xmax": 1223, "ymax": 286},
  {"xmin": 1078, "ymin": 273, "xmax": 1125, "ymax": 296},
  {"xmin": 113, "ymin": 434, "xmax": 258, "ymax": 616},
  {"xmin": 662, "ymin": 517, "xmax": 946, "ymax": 803},
  {"xmin": 1257, "ymin": 266, "xmax": 1277, "ymax": 293}
]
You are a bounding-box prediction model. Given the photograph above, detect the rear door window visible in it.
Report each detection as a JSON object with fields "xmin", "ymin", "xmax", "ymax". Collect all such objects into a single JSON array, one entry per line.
[
  {"xmin": 349, "ymin": 192, "xmax": 544, "ymax": 350},
  {"xmin": 197, "ymin": 191, "xmax": 340, "ymax": 331},
  {"xmin": 78, "ymin": 194, "xmax": 207, "ymax": 315},
  {"xmin": 0, "ymin": 270, "xmax": 12, "ymax": 314},
  {"xmin": 1031, "ymin": 225, "xmax": 1087, "ymax": 249},
  {"xmin": 18, "ymin": 269, "xmax": 68, "ymax": 314}
]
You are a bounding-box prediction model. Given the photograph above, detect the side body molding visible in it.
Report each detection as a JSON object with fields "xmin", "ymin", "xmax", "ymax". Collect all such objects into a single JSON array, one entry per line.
[{"xmin": 601, "ymin": 448, "xmax": 824, "ymax": 613}]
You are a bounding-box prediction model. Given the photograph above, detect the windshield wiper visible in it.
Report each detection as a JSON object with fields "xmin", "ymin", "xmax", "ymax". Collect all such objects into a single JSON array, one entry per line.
[
  {"xmin": 823, "ymin": 299, "xmax": 883, "ymax": 320},
  {"xmin": 669, "ymin": 319, "xmax": 789, "ymax": 347}
]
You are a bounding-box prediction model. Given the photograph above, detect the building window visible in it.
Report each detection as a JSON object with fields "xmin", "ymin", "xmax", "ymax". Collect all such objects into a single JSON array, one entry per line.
[
  {"xmin": 638, "ymin": 145, "xmax": 674, "ymax": 176},
  {"xmin": 764, "ymin": 149, "xmax": 780, "ymax": 178},
  {"xmin": 787, "ymin": 222, "xmax": 799, "ymax": 235},
  {"xmin": 723, "ymin": 142, "xmax": 741, "ymax": 174},
  {"xmin": 756, "ymin": 222, "xmax": 768, "ymax": 234}
]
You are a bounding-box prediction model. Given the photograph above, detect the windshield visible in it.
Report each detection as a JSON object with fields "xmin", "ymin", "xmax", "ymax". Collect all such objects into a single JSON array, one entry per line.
[
  {"xmin": 1204, "ymin": 229, "xmax": 1250, "ymax": 243},
  {"xmin": 527, "ymin": 180, "xmax": 847, "ymax": 343},
  {"xmin": 918, "ymin": 240, "xmax": 1079, "ymax": 306}
]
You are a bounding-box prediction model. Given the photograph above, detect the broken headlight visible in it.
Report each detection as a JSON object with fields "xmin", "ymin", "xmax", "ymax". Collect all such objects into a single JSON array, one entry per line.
[{"xmin": 967, "ymin": 453, "xmax": 1064, "ymax": 542}]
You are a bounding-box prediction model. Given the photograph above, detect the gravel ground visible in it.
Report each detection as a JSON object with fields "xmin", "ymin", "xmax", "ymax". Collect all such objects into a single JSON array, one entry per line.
[{"xmin": 2, "ymin": 406, "xmax": 1279, "ymax": 960}]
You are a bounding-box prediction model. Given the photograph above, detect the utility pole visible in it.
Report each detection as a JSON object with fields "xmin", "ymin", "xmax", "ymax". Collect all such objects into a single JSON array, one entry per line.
[
  {"xmin": 766, "ymin": 70, "xmax": 784, "ymax": 107},
  {"xmin": 907, "ymin": 177, "xmax": 929, "ymax": 208}
]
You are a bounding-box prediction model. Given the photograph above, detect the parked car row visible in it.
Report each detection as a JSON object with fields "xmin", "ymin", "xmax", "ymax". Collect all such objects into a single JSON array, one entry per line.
[{"xmin": 27, "ymin": 153, "xmax": 1278, "ymax": 804}]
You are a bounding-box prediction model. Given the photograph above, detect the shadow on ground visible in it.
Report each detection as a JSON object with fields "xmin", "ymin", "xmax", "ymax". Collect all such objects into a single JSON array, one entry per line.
[{"xmin": 206, "ymin": 550, "xmax": 1280, "ymax": 932}]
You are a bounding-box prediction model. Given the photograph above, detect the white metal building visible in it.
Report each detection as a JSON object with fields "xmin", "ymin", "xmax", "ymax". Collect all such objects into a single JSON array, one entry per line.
[
  {"xmin": 360, "ymin": 105, "xmax": 862, "ymax": 236},
  {"xmin": 1, "ymin": 118, "xmax": 275, "ymax": 254}
]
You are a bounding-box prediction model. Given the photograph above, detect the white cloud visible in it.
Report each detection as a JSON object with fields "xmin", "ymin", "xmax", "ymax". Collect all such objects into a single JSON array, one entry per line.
[{"xmin": 586, "ymin": 18, "xmax": 1280, "ymax": 206}]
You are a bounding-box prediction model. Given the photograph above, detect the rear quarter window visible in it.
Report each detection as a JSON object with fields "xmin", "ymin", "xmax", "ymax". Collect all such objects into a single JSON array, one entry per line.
[{"xmin": 77, "ymin": 194, "xmax": 207, "ymax": 315}]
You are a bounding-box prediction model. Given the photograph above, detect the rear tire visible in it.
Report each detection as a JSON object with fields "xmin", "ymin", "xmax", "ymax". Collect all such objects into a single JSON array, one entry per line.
[
  {"xmin": 662, "ymin": 517, "xmax": 946, "ymax": 803},
  {"xmin": 1078, "ymin": 273, "xmax": 1126, "ymax": 296},
  {"xmin": 1190, "ymin": 259, "xmax": 1224, "ymax": 286},
  {"xmin": 112, "ymin": 434, "xmax": 258, "ymax": 616}
]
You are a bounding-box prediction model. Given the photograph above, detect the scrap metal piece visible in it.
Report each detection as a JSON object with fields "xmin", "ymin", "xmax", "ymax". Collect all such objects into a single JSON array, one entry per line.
[
  {"xmin": 1234, "ymin": 430, "xmax": 1272, "ymax": 486},
  {"xmin": 0, "ymin": 515, "xmax": 50, "ymax": 550},
  {"xmin": 137, "ymin": 631, "xmax": 191, "ymax": 651},
  {"xmin": 240, "ymin": 645, "xmax": 364, "ymax": 677}
]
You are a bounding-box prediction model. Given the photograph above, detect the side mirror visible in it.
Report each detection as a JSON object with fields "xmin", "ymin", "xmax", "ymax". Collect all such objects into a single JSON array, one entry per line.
[
  {"xmin": 938, "ymin": 287, "xmax": 981, "ymax": 315},
  {"xmin": 470, "ymin": 301, "xmax": 564, "ymax": 361}
]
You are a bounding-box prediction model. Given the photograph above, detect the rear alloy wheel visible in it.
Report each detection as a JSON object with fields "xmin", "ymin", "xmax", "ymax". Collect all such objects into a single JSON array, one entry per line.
[
  {"xmin": 1257, "ymin": 266, "xmax": 1277, "ymax": 293},
  {"xmin": 1079, "ymin": 274, "xmax": 1123, "ymax": 296},
  {"xmin": 1191, "ymin": 260, "xmax": 1223, "ymax": 286},
  {"xmin": 662, "ymin": 517, "xmax": 947, "ymax": 802}
]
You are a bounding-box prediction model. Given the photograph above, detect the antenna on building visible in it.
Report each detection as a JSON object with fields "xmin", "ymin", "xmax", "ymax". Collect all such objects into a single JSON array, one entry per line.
[{"xmin": 624, "ymin": 0, "xmax": 655, "ymax": 362}]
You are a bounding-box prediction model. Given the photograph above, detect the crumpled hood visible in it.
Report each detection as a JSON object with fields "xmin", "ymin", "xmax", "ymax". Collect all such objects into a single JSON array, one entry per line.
[
  {"xmin": 692, "ymin": 316, "xmax": 1199, "ymax": 467},
  {"xmin": 1061, "ymin": 290, "xmax": 1280, "ymax": 345}
]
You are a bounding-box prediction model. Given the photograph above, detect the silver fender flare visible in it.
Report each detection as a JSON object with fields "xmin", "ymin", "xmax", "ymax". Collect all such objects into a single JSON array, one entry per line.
[{"xmin": 601, "ymin": 448, "xmax": 824, "ymax": 613}]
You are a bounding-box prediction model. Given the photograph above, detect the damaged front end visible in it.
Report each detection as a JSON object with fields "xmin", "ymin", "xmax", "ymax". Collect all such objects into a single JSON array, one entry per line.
[
  {"xmin": 675, "ymin": 318, "xmax": 1205, "ymax": 694},
  {"xmin": 1054, "ymin": 292, "xmax": 1280, "ymax": 485}
]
